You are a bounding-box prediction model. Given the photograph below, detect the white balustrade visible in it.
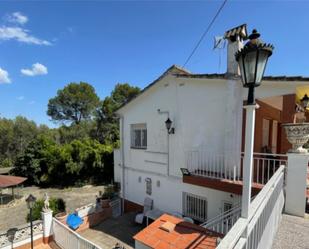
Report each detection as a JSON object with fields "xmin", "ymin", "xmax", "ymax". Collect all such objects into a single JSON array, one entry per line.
[
  {"xmin": 0, "ymin": 220, "xmax": 43, "ymax": 248},
  {"xmin": 217, "ymin": 165, "xmax": 285, "ymax": 249},
  {"xmin": 52, "ymin": 218, "xmax": 102, "ymax": 249},
  {"xmin": 186, "ymin": 150, "xmax": 287, "ymax": 184}
]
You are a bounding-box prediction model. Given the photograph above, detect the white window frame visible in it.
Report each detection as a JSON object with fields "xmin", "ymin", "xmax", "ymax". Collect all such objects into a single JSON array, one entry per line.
[{"xmin": 130, "ymin": 123, "xmax": 147, "ymax": 149}]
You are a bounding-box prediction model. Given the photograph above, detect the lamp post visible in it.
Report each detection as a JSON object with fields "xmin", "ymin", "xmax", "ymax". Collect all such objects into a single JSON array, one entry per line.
[
  {"xmin": 300, "ymin": 94, "xmax": 309, "ymax": 110},
  {"xmin": 7, "ymin": 228, "xmax": 18, "ymax": 249},
  {"xmin": 26, "ymin": 194, "xmax": 36, "ymax": 249},
  {"xmin": 235, "ymin": 29, "xmax": 273, "ymax": 219}
]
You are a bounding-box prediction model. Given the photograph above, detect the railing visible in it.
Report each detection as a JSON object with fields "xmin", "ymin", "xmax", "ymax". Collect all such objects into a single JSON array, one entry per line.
[
  {"xmin": 52, "ymin": 218, "xmax": 102, "ymax": 249},
  {"xmin": 201, "ymin": 196, "xmax": 255, "ymax": 235},
  {"xmin": 186, "ymin": 150, "xmax": 287, "ymax": 184},
  {"xmin": 202, "ymin": 206, "xmax": 241, "ymax": 235},
  {"xmin": 0, "ymin": 220, "xmax": 43, "ymax": 248},
  {"xmin": 241, "ymin": 152, "xmax": 287, "ymax": 185},
  {"xmin": 187, "ymin": 151, "xmax": 241, "ymax": 181},
  {"xmin": 217, "ymin": 165, "xmax": 285, "ymax": 249}
]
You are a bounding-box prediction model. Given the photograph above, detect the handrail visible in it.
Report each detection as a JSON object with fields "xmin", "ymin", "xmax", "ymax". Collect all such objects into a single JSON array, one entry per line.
[
  {"xmin": 241, "ymin": 152, "xmax": 287, "ymax": 157},
  {"xmin": 201, "ymin": 204, "xmax": 241, "ymax": 227},
  {"xmin": 52, "ymin": 218, "xmax": 102, "ymax": 249},
  {"xmin": 217, "ymin": 165, "xmax": 285, "ymax": 249}
]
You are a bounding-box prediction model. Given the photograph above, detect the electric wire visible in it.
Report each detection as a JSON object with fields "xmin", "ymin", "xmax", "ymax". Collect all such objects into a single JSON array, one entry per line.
[{"xmin": 182, "ymin": 0, "xmax": 228, "ymax": 68}]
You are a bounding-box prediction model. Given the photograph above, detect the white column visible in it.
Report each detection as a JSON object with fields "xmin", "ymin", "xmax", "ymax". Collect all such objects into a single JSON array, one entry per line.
[
  {"xmin": 241, "ymin": 104, "xmax": 259, "ymax": 218},
  {"xmin": 41, "ymin": 210, "xmax": 53, "ymax": 243},
  {"xmin": 285, "ymin": 153, "xmax": 309, "ymax": 217}
]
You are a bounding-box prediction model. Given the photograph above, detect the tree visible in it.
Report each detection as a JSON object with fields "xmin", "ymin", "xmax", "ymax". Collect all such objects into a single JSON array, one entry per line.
[
  {"xmin": 47, "ymin": 82, "xmax": 100, "ymax": 124},
  {"xmin": 95, "ymin": 83, "xmax": 140, "ymax": 144}
]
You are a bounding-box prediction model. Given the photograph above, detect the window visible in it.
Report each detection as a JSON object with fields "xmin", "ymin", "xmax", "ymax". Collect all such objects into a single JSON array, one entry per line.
[
  {"xmin": 182, "ymin": 192, "xmax": 207, "ymax": 222},
  {"xmin": 145, "ymin": 178, "xmax": 152, "ymax": 195},
  {"xmin": 131, "ymin": 123, "xmax": 147, "ymax": 149}
]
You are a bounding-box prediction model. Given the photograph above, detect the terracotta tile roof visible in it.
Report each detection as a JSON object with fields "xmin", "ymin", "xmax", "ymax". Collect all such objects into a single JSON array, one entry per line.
[
  {"xmin": 224, "ymin": 24, "xmax": 247, "ymax": 40},
  {"xmin": 174, "ymin": 73, "xmax": 309, "ymax": 82},
  {"xmin": 133, "ymin": 214, "xmax": 222, "ymax": 249},
  {"xmin": 0, "ymin": 175, "xmax": 27, "ymax": 188}
]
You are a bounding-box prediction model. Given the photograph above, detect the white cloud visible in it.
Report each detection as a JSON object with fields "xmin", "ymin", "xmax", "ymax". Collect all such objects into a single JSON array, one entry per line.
[
  {"xmin": 0, "ymin": 68, "xmax": 11, "ymax": 84},
  {"xmin": 16, "ymin": 96, "xmax": 24, "ymax": 100},
  {"xmin": 28, "ymin": 100, "xmax": 35, "ymax": 105},
  {"xmin": 6, "ymin": 12, "xmax": 28, "ymax": 25},
  {"xmin": 0, "ymin": 26, "xmax": 51, "ymax": 45},
  {"xmin": 21, "ymin": 63, "xmax": 48, "ymax": 76}
]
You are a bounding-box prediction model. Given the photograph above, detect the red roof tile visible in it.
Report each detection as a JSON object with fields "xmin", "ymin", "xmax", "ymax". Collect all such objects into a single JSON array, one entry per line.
[
  {"xmin": 134, "ymin": 214, "xmax": 223, "ymax": 249},
  {"xmin": 0, "ymin": 175, "xmax": 27, "ymax": 188}
]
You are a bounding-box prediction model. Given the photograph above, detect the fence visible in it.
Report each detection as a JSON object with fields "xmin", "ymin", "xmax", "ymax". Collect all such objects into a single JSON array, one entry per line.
[
  {"xmin": 186, "ymin": 151, "xmax": 240, "ymax": 181},
  {"xmin": 186, "ymin": 150, "xmax": 287, "ymax": 184},
  {"xmin": 201, "ymin": 205, "xmax": 241, "ymax": 235},
  {"xmin": 217, "ymin": 165, "xmax": 285, "ymax": 249},
  {"xmin": 52, "ymin": 218, "xmax": 102, "ymax": 249},
  {"xmin": 0, "ymin": 220, "xmax": 43, "ymax": 248},
  {"xmin": 241, "ymin": 152, "xmax": 287, "ymax": 184}
]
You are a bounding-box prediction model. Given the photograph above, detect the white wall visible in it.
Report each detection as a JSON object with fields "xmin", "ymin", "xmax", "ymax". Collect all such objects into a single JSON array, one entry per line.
[
  {"xmin": 124, "ymin": 168, "xmax": 240, "ymax": 220},
  {"xmin": 118, "ymin": 75, "xmax": 231, "ymax": 178},
  {"xmin": 115, "ymin": 74, "xmax": 244, "ymax": 220}
]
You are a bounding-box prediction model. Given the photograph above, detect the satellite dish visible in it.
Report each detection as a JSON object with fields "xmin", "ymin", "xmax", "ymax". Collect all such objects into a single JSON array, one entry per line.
[{"xmin": 213, "ymin": 36, "xmax": 225, "ymax": 50}]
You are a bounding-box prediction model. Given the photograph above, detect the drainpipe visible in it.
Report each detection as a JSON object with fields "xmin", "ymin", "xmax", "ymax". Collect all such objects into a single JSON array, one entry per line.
[
  {"xmin": 157, "ymin": 109, "xmax": 170, "ymax": 176},
  {"xmin": 117, "ymin": 114, "xmax": 125, "ymax": 215}
]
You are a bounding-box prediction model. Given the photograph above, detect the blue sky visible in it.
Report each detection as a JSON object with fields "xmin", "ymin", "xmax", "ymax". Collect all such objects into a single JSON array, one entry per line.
[{"xmin": 0, "ymin": 1, "xmax": 308, "ymax": 126}]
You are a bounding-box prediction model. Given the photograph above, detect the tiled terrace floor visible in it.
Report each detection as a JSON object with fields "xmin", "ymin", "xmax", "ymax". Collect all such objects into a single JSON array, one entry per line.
[
  {"xmin": 272, "ymin": 214, "xmax": 309, "ymax": 249},
  {"xmin": 78, "ymin": 212, "xmax": 143, "ymax": 249}
]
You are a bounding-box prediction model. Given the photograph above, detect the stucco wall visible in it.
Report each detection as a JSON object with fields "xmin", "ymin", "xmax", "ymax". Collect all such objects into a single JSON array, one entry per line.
[
  {"xmin": 116, "ymin": 75, "xmax": 242, "ymax": 220},
  {"xmin": 124, "ymin": 168, "xmax": 241, "ymax": 219}
]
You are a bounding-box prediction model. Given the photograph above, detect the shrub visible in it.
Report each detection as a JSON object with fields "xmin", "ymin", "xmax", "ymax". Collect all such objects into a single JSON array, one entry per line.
[{"xmin": 26, "ymin": 197, "xmax": 66, "ymax": 222}]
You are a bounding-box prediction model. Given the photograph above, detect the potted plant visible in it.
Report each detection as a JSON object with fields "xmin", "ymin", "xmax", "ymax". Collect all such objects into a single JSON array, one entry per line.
[
  {"xmin": 282, "ymin": 95, "xmax": 309, "ymax": 153},
  {"xmin": 100, "ymin": 185, "xmax": 114, "ymax": 208}
]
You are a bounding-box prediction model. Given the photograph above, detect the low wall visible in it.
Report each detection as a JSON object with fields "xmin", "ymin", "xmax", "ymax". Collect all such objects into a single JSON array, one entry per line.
[
  {"xmin": 0, "ymin": 220, "xmax": 43, "ymax": 249},
  {"xmin": 75, "ymin": 206, "xmax": 112, "ymax": 232}
]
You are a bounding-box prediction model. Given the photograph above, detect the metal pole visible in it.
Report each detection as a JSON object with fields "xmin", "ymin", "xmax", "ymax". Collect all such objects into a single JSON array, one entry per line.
[
  {"xmin": 30, "ymin": 208, "xmax": 33, "ymax": 249},
  {"xmin": 241, "ymin": 104, "xmax": 259, "ymax": 219}
]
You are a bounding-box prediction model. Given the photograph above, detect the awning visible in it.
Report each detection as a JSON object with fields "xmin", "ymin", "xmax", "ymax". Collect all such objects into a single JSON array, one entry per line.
[{"xmin": 0, "ymin": 175, "xmax": 27, "ymax": 188}]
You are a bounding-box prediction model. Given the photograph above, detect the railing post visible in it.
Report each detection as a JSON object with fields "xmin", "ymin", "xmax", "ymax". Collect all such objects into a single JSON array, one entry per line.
[
  {"xmin": 241, "ymin": 104, "xmax": 259, "ymax": 220},
  {"xmin": 285, "ymin": 153, "xmax": 309, "ymax": 217},
  {"xmin": 41, "ymin": 209, "xmax": 53, "ymax": 244}
]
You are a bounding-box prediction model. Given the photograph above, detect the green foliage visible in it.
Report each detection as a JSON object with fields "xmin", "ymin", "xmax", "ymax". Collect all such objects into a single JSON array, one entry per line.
[
  {"xmin": 47, "ymin": 82, "xmax": 100, "ymax": 124},
  {"xmin": 26, "ymin": 198, "xmax": 66, "ymax": 222},
  {"xmin": 2, "ymin": 82, "xmax": 139, "ymax": 187},
  {"xmin": 95, "ymin": 83, "xmax": 140, "ymax": 144}
]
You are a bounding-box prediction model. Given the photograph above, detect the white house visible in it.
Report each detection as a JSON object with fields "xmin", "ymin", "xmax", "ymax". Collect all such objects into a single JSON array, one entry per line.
[{"xmin": 113, "ymin": 24, "xmax": 309, "ymax": 224}]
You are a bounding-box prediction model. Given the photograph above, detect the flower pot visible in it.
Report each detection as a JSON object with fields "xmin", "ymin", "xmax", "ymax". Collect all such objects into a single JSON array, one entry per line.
[
  {"xmin": 100, "ymin": 199, "xmax": 110, "ymax": 208},
  {"xmin": 282, "ymin": 123, "xmax": 309, "ymax": 153},
  {"xmin": 55, "ymin": 212, "xmax": 67, "ymax": 224}
]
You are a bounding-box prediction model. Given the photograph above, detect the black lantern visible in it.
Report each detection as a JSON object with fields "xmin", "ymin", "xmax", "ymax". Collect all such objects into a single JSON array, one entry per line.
[
  {"xmin": 26, "ymin": 194, "xmax": 36, "ymax": 209},
  {"xmin": 165, "ymin": 118, "xmax": 175, "ymax": 134},
  {"xmin": 235, "ymin": 29, "xmax": 274, "ymax": 104},
  {"xmin": 26, "ymin": 194, "xmax": 36, "ymax": 249},
  {"xmin": 300, "ymin": 94, "xmax": 309, "ymax": 109}
]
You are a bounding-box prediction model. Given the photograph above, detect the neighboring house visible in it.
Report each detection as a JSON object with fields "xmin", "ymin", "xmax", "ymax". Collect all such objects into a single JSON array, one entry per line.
[{"xmin": 113, "ymin": 24, "xmax": 309, "ymax": 223}]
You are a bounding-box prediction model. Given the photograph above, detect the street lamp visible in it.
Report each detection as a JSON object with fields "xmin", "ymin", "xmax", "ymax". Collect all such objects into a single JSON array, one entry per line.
[
  {"xmin": 26, "ymin": 194, "xmax": 36, "ymax": 249},
  {"xmin": 236, "ymin": 29, "xmax": 273, "ymax": 104},
  {"xmin": 235, "ymin": 29, "xmax": 273, "ymax": 219},
  {"xmin": 300, "ymin": 94, "xmax": 309, "ymax": 109},
  {"xmin": 7, "ymin": 228, "xmax": 18, "ymax": 249}
]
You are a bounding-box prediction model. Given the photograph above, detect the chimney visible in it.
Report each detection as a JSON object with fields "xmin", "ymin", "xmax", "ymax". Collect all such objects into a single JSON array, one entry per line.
[{"xmin": 224, "ymin": 24, "xmax": 248, "ymax": 76}]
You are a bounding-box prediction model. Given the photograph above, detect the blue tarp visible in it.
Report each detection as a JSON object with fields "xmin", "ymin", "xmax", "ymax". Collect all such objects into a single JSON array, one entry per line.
[{"xmin": 66, "ymin": 213, "xmax": 83, "ymax": 230}]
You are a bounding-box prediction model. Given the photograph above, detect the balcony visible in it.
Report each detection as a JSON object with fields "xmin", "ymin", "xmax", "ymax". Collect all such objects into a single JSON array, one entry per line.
[{"xmin": 183, "ymin": 150, "xmax": 287, "ymax": 195}]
